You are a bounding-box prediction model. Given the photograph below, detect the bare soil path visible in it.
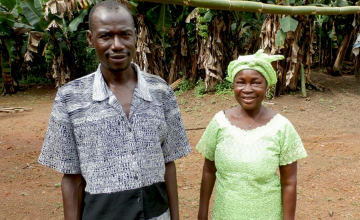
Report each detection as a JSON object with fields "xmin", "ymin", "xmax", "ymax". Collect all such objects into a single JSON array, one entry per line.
[{"xmin": 0, "ymin": 72, "xmax": 359, "ymax": 220}]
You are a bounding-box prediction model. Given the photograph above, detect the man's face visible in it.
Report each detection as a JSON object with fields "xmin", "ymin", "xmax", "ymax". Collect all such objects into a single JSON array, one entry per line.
[{"xmin": 87, "ymin": 7, "xmax": 136, "ymax": 73}]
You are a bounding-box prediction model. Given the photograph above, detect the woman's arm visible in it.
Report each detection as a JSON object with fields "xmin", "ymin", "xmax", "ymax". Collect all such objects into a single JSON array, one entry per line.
[
  {"xmin": 165, "ymin": 161, "xmax": 180, "ymax": 220},
  {"xmin": 198, "ymin": 158, "xmax": 217, "ymax": 220},
  {"xmin": 279, "ymin": 161, "xmax": 298, "ymax": 220},
  {"xmin": 61, "ymin": 174, "xmax": 86, "ymax": 220}
]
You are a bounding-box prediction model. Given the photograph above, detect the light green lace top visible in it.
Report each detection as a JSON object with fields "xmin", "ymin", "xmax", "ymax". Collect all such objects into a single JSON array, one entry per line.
[{"xmin": 196, "ymin": 111, "xmax": 307, "ymax": 220}]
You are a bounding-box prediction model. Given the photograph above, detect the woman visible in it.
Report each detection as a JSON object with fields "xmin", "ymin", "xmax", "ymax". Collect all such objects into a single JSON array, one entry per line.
[{"xmin": 196, "ymin": 50, "xmax": 307, "ymax": 220}]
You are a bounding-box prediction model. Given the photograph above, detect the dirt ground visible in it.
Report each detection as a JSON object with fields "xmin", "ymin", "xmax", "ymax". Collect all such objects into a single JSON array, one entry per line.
[{"xmin": 1, "ymin": 71, "xmax": 359, "ymax": 220}]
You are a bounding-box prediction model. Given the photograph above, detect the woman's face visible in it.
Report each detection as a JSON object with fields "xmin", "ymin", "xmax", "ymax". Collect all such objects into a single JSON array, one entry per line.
[{"xmin": 233, "ymin": 69, "xmax": 267, "ymax": 111}]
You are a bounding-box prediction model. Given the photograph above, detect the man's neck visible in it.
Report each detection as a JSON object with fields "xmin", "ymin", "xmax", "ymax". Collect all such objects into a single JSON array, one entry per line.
[{"xmin": 101, "ymin": 64, "xmax": 137, "ymax": 87}]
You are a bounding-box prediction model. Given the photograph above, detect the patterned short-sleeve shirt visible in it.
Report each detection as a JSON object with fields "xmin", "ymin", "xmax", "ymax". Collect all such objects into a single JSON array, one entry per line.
[{"xmin": 38, "ymin": 63, "xmax": 191, "ymax": 220}]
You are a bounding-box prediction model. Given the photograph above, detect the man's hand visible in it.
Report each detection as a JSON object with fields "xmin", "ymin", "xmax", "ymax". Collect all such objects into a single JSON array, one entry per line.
[
  {"xmin": 61, "ymin": 174, "xmax": 86, "ymax": 220},
  {"xmin": 165, "ymin": 161, "xmax": 179, "ymax": 220}
]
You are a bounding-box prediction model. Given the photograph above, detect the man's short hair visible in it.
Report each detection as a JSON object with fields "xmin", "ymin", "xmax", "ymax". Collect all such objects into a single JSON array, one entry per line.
[{"xmin": 88, "ymin": 0, "xmax": 134, "ymax": 31}]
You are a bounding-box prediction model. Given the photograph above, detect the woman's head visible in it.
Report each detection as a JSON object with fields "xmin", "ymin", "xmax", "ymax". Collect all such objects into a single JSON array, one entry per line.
[
  {"xmin": 226, "ymin": 49, "xmax": 284, "ymax": 87},
  {"xmin": 233, "ymin": 69, "xmax": 267, "ymax": 110}
]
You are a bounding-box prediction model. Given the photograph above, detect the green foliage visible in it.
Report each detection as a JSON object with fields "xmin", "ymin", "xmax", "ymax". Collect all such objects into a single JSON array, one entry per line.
[
  {"xmin": 1, "ymin": 0, "xmax": 356, "ymax": 96},
  {"xmin": 197, "ymin": 8, "xmax": 209, "ymax": 39},
  {"xmin": 203, "ymin": 10, "xmax": 216, "ymax": 22},
  {"xmin": 266, "ymin": 85, "xmax": 276, "ymax": 100},
  {"xmin": 275, "ymin": 29, "xmax": 286, "ymax": 47},
  {"xmin": 69, "ymin": 31, "xmax": 99, "ymax": 78},
  {"xmin": 146, "ymin": 4, "xmax": 173, "ymax": 43},
  {"xmin": 197, "ymin": 8, "xmax": 208, "ymax": 14},
  {"xmin": 69, "ymin": 9, "xmax": 88, "ymax": 32},
  {"xmin": 194, "ymin": 78, "xmax": 206, "ymax": 97},
  {"xmin": 215, "ymin": 80, "xmax": 233, "ymax": 95},
  {"xmin": 178, "ymin": 78, "xmax": 195, "ymax": 91},
  {"xmin": 1, "ymin": 0, "xmax": 17, "ymax": 10},
  {"xmin": 19, "ymin": 75, "xmax": 52, "ymax": 85},
  {"xmin": 20, "ymin": 0, "xmax": 42, "ymax": 29},
  {"xmin": 44, "ymin": 43, "xmax": 54, "ymax": 64},
  {"xmin": 279, "ymin": 16, "xmax": 298, "ymax": 32}
]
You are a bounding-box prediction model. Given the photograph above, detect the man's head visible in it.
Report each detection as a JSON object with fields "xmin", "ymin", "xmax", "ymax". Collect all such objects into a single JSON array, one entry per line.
[
  {"xmin": 87, "ymin": 0, "xmax": 136, "ymax": 74},
  {"xmin": 88, "ymin": 1, "xmax": 135, "ymax": 32}
]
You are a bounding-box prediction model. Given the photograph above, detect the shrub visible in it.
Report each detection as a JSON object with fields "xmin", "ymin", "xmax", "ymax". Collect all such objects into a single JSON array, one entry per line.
[
  {"xmin": 195, "ymin": 78, "xmax": 206, "ymax": 97},
  {"xmin": 215, "ymin": 80, "xmax": 233, "ymax": 95}
]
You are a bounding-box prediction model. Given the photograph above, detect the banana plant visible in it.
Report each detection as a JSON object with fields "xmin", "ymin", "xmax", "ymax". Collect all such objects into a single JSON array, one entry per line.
[
  {"xmin": 131, "ymin": 1, "xmax": 194, "ymax": 83},
  {"xmin": 1, "ymin": 0, "xmax": 33, "ymax": 94},
  {"xmin": 21, "ymin": 0, "xmax": 100, "ymax": 88}
]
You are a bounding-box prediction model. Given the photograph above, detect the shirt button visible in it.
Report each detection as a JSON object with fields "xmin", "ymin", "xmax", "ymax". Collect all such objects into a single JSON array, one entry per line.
[
  {"xmin": 131, "ymin": 151, "xmax": 135, "ymax": 155},
  {"xmin": 134, "ymin": 175, "xmax": 138, "ymax": 180},
  {"xmin": 128, "ymin": 127, "xmax": 132, "ymax": 132},
  {"xmin": 137, "ymin": 197, "xmax": 141, "ymax": 203}
]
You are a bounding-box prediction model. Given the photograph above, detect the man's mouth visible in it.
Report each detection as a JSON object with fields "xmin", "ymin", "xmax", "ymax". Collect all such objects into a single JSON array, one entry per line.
[
  {"xmin": 109, "ymin": 54, "xmax": 126, "ymax": 59},
  {"xmin": 107, "ymin": 51, "xmax": 131, "ymax": 60}
]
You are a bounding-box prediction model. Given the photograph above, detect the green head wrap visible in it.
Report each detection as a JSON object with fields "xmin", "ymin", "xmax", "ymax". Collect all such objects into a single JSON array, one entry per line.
[{"xmin": 226, "ymin": 49, "xmax": 284, "ymax": 87}]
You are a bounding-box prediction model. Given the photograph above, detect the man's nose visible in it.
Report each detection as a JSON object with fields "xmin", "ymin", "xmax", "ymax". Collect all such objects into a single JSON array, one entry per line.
[{"xmin": 111, "ymin": 36, "xmax": 124, "ymax": 50}]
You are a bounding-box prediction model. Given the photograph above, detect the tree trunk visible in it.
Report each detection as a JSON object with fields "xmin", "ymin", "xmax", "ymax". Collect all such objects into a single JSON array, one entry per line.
[
  {"xmin": 135, "ymin": 15, "xmax": 165, "ymax": 79},
  {"xmin": 355, "ymin": 55, "xmax": 360, "ymax": 84},
  {"xmin": 332, "ymin": 25, "xmax": 354, "ymax": 75},
  {"xmin": 1, "ymin": 51, "xmax": 15, "ymax": 95},
  {"xmin": 261, "ymin": 14, "xmax": 315, "ymax": 96},
  {"xmin": 202, "ymin": 17, "xmax": 226, "ymax": 91}
]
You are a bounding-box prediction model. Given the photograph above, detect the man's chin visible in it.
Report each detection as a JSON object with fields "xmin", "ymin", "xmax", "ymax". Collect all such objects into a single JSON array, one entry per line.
[{"xmin": 107, "ymin": 64, "xmax": 131, "ymax": 73}]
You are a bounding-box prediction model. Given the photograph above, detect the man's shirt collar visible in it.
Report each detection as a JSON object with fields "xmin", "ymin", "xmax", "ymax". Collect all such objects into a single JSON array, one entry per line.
[{"xmin": 92, "ymin": 63, "xmax": 153, "ymax": 102}]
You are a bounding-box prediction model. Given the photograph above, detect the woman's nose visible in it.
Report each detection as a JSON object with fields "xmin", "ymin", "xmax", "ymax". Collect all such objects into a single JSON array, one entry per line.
[{"xmin": 242, "ymin": 83, "xmax": 253, "ymax": 92}]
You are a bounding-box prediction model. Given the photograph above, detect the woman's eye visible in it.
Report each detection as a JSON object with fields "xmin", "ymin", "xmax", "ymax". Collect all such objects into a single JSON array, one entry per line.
[
  {"xmin": 252, "ymin": 81, "xmax": 262, "ymax": 85},
  {"xmin": 236, "ymin": 82, "xmax": 245, "ymax": 87}
]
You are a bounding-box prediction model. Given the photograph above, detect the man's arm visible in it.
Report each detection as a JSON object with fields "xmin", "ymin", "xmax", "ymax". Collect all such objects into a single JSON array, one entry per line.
[
  {"xmin": 198, "ymin": 159, "xmax": 216, "ymax": 220},
  {"xmin": 61, "ymin": 174, "xmax": 86, "ymax": 220},
  {"xmin": 164, "ymin": 161, "xmax": 179, "ymax": 220},
  {"xmin": 279, "ymin": 161, "xmax": 298, "ymax": 220}
]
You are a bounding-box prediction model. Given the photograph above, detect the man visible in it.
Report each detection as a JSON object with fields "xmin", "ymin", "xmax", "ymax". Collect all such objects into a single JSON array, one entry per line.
[{"xmin": 38, "ymin": 1, "xmax": 191, "ymax": 219}]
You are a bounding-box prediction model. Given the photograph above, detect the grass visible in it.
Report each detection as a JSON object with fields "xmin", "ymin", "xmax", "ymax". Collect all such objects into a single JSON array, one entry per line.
[
  {"xmin": 55, "ymin": 202, "xmax": 63, "ymax": 208},
  {"xmin": 180, "ymin": 98, "xmax": 187, "ymax": 105},
  {"xmin": 185, "ymin": 107, "xmax": 192, "ymax": 112}
]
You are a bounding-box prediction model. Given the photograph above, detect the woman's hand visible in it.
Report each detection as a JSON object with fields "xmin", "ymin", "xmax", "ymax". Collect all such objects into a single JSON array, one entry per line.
[
  {"xmin": 198, "ymin": 159, "xmax": 217, "ymax": 220},
  {"xmin": 280, "ymin": 161, "xmax": 298, "ymax": 220}
]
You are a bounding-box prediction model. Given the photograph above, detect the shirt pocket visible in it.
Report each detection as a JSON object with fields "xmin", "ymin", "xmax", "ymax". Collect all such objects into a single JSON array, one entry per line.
[{"xmin": 133, "ymin": 103, "xmax": 167, "ymax": 144}]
